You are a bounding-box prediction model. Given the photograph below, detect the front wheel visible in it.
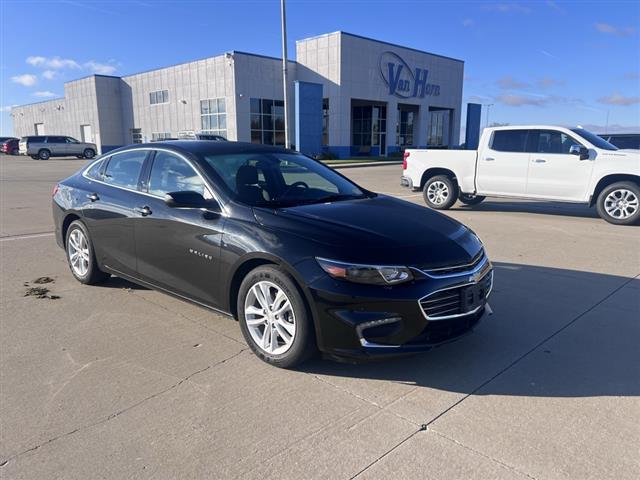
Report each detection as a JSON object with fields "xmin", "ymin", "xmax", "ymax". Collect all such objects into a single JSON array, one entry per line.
[
  {"xmin": 83, "ymin": 148, "xmax": 95, "ymax": 159},
  {"xmin": 423, "ymin": 175, "xmax": 458, "ymax": 210},
  {"xmin": 65, "ymin": 220, "xmax": 110, "ymax": 284},
  {"xmin": 238, "ymin": 265, "xmax": 315, "ymax": 368},
  {"xmin": 458, "ymin": 193, "xmax": 486, "ymax": 206},
  {"xmin": 596, "ymin": 182, "xmax": 640, "ymax": 225}
]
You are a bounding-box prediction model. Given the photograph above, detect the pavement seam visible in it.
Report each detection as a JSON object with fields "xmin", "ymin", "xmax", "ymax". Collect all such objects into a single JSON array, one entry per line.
[
  {"xmin": 349, "ymin": 273, "xmax": 638, "ymax": 479},
  {"xmin": 0, "ymin": 348, "xmax": 248, "ymax": 468},
  {"xmin": 428, "ymin": 429, "xmax": 537, "ymax": 479}
]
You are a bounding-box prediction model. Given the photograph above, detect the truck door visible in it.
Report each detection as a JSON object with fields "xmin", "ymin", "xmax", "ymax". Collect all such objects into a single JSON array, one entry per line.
[{"xmin": 476, "ymin": 129, "xmax": 530, "ymax": 196}]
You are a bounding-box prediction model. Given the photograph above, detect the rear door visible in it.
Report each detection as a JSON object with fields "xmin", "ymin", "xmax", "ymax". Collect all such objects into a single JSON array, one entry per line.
[
  {"xmin": 525, "ymin": 129, "xmax": 594, "ymax": 201},
  {"xmin": 476, "ymin": 129, "xmax": 531, "ymax": 196},
  {"xmin": 46, "ymin": 136, "xmax": 68, "ymax": 156},
  {"xmin": 133, "ymin": 149, "xmax": 225, "ymax": 307},
  {"xmin": 81, "ymin": 149, "xmax": 149, "ymax": 276}
]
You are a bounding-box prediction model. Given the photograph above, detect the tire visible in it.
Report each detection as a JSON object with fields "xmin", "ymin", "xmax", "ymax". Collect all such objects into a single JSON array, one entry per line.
[
  {"xmin": 458, "ymin": 193, "xmax": 486, "ymax": 206},
  {"xmin": 38, "ymin": 149, "xmax": 50, "ymax": 160},
  {"xmin": 237, "ymin": 265, "xmax": 316, "ymax": 368},
  {"xmin": 596, "ymin": 181, "xmax": 640, "ymax": 226},
  {"xmin": 83, "ymin": 148, "xmax": 95, "ymax": 159},
  {"xmin": 423, "ymin": 175, "xmax": 458, "ymax": 210},
  {"xmin": 65, "ymin": 220, "xmax": 110, "ymax": 284}
]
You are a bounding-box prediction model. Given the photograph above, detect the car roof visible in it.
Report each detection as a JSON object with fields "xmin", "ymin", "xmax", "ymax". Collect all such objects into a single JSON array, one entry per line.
[{"xmin": 110, "ymin": 141, "xmax": 294, "ymax": 157}]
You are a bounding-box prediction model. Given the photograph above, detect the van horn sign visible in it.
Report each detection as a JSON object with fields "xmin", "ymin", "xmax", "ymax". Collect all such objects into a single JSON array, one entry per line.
[{"xmin": 379, "ymin": 51, "xmax": 441, "ymax": 99}]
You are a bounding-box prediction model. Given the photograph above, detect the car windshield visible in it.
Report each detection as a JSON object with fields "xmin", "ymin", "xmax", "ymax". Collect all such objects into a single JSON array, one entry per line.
[
  {"xmin": 201, "ymin": 152, "xmax": 369, "ymax": 207},
  {"xmin": 571, "ymin": 128, "xmax": 618, "ymax": 151}
]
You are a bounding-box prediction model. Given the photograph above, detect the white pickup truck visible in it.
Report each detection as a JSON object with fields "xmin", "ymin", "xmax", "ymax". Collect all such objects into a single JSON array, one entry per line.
[{"xmin": 401, "ymin": 125, "xmax": 640, "ymax": 225}]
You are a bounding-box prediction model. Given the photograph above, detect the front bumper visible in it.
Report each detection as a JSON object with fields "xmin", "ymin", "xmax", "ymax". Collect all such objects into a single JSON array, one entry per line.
[{"xmin": 303, "ymin": 257, "xmax": 493, "ymax": 360}]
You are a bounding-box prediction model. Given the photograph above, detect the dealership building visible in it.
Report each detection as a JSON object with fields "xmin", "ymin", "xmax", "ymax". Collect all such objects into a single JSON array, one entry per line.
[{"xmin": 11, "ymin": 31, "xmax": 465, "ymax": 158}]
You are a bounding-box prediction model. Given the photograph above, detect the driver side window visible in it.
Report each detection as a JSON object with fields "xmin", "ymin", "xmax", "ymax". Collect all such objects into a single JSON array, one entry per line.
[{"xmin": 148, "ymin": 151, "xmax": 212, "ymax": 198}]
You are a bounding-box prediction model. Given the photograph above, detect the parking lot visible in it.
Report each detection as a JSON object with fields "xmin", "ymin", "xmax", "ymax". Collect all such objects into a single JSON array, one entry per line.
[{"xmin": 1, "ymin": 155, "xmax": 638, "ymax": 479}]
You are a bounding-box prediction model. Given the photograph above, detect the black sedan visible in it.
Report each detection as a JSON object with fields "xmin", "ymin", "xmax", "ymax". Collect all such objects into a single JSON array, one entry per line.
[{"xmin": 52, "ymin": 141, "xmax": 493, "ymax": 368}]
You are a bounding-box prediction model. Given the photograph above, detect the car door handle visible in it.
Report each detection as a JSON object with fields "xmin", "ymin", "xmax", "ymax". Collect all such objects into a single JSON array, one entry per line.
[
  {"xmin": 533, "ymin": 158, "xmax": 547, "ymax": 163},
  {"xmin": 484, "ymin": 157, "xmax": 495, "ymax": 161},
  {"xmin": 86, "ymin": 193, "xmax": 99, "ymax": 202},
  {"xmin": 134, "ymin": 206, "xmax": 152, "ymax": 216}
]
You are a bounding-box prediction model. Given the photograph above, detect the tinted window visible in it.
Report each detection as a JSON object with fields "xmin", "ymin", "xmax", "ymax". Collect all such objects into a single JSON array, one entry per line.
[
  {"xmin": 571, "ymin": 128, "xmax": 617, "ymax": 150},
  {"xmin": 490, "ymin": 130, "xmax": 528, "ymax": 152},
  {"xmin": 103, "ymin": 150, "xmax": 147, "ymax": 189},
  {"xmin": 46, "ymin": 136, "xmax": 66, "ymax": 144},
  {"xmin": 202, "ymin": 152, "xmax": 366, "ymax": 207},
  {"xmin": 148, "ymin": 151, "xmax": 209, "ymax": 198},
  {"xmin": 528, "ymin": 130, "xmax": 582, "ymax": 154},
  {"xmin": 85, "ymin": 159, "xmax": 104, "ymax": 180},
  {"xmin": 27, "ymin": 136, "xmax": 45, "ymax": 143},
  {"xmin": 608, "ymin": 135, "xmax": 640, "ymax": 150},
  {"xmin": 66, "ymin": 137, "xmax": 80, "ymax": 144}
]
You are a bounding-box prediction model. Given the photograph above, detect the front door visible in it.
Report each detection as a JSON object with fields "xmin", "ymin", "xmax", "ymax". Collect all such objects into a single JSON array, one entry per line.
[
  {"xmin": 476, "ymin": 129, "xmax": 530, "ymax": 196},
  {"xmin": 134, "ymin": 150, "xmax": 225, "ymax": 307},
  {"xmin": 525, "ymin": 129, "xmax": 595, "ymax": 201},
  {"xmin": 82, "ymin": 149, "xmax": 149, "ymax": 276}
]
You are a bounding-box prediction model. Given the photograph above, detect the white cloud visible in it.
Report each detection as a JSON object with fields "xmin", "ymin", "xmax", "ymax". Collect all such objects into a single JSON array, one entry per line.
[
  {"xmin": 26, "ymin": 55, "xmax": 80, "ymax": 69},
  {"xmin": 539, "ymin": 49, "xmax": 560, "ymax": 60},
  {"xmin": 485, "ymin": 3, "xmax": 531, "ymax": 14},
  {"xmin": 462, "ymin": 18, "xmax": 474, "ymax": 27},
  {"xmin": 495, "ymin": 94, "xmax": 549, "ymax": 106},
  {"xmin": 42, "ymin": 70, "xmax": 57, "ymax": 80},
  {"xmin": 33, "ymin": 91, "xmax": 57, "ymax": 98},
  {"xmin": 595, "ymin": 23, "xmax": 636, "ymax": 36},
  {"xmin": 537, "ymin": 77, "xmax": 563, "ymax": 88},
  {"xmin": 0, "ymin": 105, "xmax": 18, "ymax": 112},
  {"xmin": 496, "ymin": 76, "xmax": 529, "ymax": 90},
  {"xmin": 11, "ymin": 74, "xmax": 38, "ymax": 86},
  {"xmin": 597, "ymin": 94, "xmax": 640, "ymax": 106},
  {"xmin": 83, "ymin": 61, "xmax": 117, "ymax": 75}
]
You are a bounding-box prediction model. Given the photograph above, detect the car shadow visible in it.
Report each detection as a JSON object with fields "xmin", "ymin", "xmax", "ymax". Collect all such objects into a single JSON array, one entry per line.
[
  {"xmin": 452, "ymin": 200, "xmax": 600, "ymax": 219},
  {"xmin": 301, "ymin": 262, "xmax": 639, "ymax": 398},
  {"xmin": 100, "ymin": 276, "xmax": 149, "ymax": 290}
]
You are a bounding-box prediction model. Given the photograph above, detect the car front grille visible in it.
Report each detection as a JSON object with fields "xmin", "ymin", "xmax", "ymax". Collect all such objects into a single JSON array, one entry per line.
[
  {"xmin": 419, "ymin": 270, "xmax": 492, "ymax": 320},
  {"xmin": 419, "ymin": 250, "xmax": 485, "ymax": 277}
]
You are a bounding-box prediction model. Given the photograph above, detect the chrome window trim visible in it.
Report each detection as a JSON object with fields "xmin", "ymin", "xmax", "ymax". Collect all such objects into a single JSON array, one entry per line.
[
  {"xmin": 418, "ymin": 269, "xmax": 493, "ymax": 321},
  {"xmin": 81, "ymin": 147, "xmax": 228, "ymax": 216}
]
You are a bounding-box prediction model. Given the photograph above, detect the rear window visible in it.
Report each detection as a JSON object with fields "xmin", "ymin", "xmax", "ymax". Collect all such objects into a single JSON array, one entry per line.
[
  {"xmin": 103, "ymin": 150, "xmax": 148, "ymax": 189},
  {"xmin": 490, "ymin": 130, "xmax": 529, "ymax": 152},
  {"xmin": 24, "ymin": 136, "xmax": 45, "ymax": 143}
]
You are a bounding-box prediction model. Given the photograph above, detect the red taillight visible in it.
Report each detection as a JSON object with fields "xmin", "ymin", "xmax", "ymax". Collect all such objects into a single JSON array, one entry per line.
[
  {"xmin": 52, "ymin": 184, "xmax": 59, "ymax": 197},
  {"xmin": 402, "ymin": 150, "xmax": 410, "ymax": 170}
]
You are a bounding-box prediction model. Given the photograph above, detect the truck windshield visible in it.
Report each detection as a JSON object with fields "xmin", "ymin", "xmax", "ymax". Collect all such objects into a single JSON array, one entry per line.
[{"xmin": 571, "ymin": 129, "xmax": 618, "ymax": 151}]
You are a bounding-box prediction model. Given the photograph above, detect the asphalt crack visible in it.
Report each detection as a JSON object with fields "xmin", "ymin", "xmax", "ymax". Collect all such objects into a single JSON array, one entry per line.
[{"xmin": 0, "ymin": 348, "xmax": 248, "ymax": 468}]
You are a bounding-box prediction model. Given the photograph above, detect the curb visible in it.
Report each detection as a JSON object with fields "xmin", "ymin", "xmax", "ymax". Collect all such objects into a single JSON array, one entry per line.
[{"xmin": 327, "ymin": 161, "xmax": 403, "ymax": 169}]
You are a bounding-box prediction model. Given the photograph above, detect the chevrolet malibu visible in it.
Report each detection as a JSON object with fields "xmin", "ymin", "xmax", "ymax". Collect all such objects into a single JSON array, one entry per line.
[{"xmin": 53, "ymin": 142, "xmax": 493, "ymax": 368}]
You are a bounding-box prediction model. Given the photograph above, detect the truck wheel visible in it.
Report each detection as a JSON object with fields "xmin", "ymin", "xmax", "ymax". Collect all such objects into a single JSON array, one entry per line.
[
  {"xmin": 459, "ymin": 193, "xmax": 485, "ymax": 206},
  {"xmin": 423, "ymin": 175, "xmax": 458, "ymax": 210},
  {"xmin": 83, "ymin": 148, "xmax": 95, "ymax": 159},
  {"xmin": 596, "ymin": 182, "xmax": 640, "ymax": 225},
  {"xmin": 38, "ymin": 149, "xmax": 51, "ymax": 160}
]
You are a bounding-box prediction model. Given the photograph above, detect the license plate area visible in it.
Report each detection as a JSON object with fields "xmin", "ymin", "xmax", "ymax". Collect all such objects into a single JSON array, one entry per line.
[{"xmin": 461, "ymin": 283, "xmax": 487, "ymax": 312}]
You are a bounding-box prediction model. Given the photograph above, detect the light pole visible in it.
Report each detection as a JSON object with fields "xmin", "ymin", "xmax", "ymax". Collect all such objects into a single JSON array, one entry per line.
[
  {"xmin": 483, "ymin": 103, "xmax": 494, "ymax": 128},
  {"xmin": 280, "ymin": 0, "xmax": 290, "ymax": 149}
]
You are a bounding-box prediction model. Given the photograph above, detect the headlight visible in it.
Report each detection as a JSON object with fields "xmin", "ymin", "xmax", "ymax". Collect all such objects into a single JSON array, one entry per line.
[{"xmin": 316, "ymin": 257, "xmax": 413, "ymax": 285}]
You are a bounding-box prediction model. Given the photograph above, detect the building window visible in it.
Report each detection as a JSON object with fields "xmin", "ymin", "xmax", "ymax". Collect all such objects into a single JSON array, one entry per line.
[
  {"xmin": 150, "ymin": 90, "xmax": 169, "ymax": 105},
  {"xmin": 396, "ymin": 109, "xmax": 415, "ymax": 146},
  {"xmin": 322, "ymin": 98, "xmax": 329, "ymax": 146},
  {"xmin": 352, "ymin": 105, "xmax": 386, "ymax": 148},
  {"xmin": 200, "ymin": 98, "xmax": 227, "ymax": 138},
  {"xmin": 250, "ymin": 98, "xmax": 285, "ymax": 146},
  {"xmin": 151, "ymin": 132, "xmax": 172, "ymax": 141}
]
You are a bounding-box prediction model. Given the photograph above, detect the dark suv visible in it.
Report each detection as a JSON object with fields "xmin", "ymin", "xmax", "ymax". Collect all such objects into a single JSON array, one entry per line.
[
  {"xmin": 19, "ymin": 135, "xmax": 97, "ymax": 160},
  {"xmin": 599, "ymin": 134, "xmax": 640, "ymax": 150}
]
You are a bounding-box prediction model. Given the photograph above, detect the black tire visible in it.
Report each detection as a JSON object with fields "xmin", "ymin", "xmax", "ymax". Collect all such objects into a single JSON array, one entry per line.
[
  {"xmin": 83, "ymin": 148, "xmax": 95, "ymax": 159},
  {"xmin": 38, "ymin": 149, "xmax": 50, "ymax": 160},
  {"xmin": 423, "ymin": 175, "xmax": 458, "ymax": 210},
  {"xmin": 65, "ymin": 220, "xmax": 110, "ymax": 284},
  {"xmin": 596, "ymin": 181, "xmax": 640, "ymax": 226},
  {"xmin": 237, "ymin": 265, "xmax": 316, "ymax": 368},
  {"xmin": 458, "ymin": 193, "xmax": 486, "ymax": 206}
]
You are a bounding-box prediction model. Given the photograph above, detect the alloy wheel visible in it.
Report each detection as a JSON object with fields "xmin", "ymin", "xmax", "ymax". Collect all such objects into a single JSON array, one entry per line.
[
  {"xmin": 604, "ymin": 189, "xmax": 638, "ymax": 219},
  {"xmin": 427, "ymin": 181, "xmax": 450, "ymax": 205},
  {"xmin": 244, "ymin": 281, "xmax": 296, "ymax": 355},
  {"xmin": 67, "ymin": 228, "xmax": 90, "ymax": 277}
]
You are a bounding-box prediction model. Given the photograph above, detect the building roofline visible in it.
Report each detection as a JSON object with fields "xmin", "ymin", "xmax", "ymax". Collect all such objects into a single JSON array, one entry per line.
[
  {"xmin": 232, "ymin": 50, "xmax": 297, "ymax": 64},
  {"xmin": 11, "ymin": 98, "xmax": 65, "ymax": 109},
  {"xmin": 297, "ymin": 31, "xmax": 464, "ymax": 63}
]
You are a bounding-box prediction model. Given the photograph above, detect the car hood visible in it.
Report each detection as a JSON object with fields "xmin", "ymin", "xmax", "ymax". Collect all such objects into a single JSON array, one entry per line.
[{"xmin": 253, "ymin": 194, "xmax": 483, "ymax": 268}]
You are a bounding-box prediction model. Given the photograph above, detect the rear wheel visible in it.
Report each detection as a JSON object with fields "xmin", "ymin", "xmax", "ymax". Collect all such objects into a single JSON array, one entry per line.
[
  {"xmin": 237, "ymin": 265, "xmax": 315, "ymax": 368},
  {"xmin": 423, "ymin": 175, "xmax": 458, "ymax": 210},
  {"xmin": 596, "ymin": 182, "xmax": 640, "ymax": 225},
  {"xmin": 65, "ymin": 220, "xmax": 110, "ymax": 284},
  {"xmin": 458, "ymin": 193, "xmax": 486, "ymax": 206},
  {"xmin": 38, "ymin": 149, "xmax": 50, "ymax": 160}
]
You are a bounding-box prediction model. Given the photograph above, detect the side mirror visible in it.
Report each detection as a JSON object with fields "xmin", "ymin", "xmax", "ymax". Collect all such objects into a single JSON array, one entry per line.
[
  {"xmin": 164, "ymin": 191, "xmax": 220, "ymax": 211},
  {"xmin": 569, "ymin": 144, "xmax": 590, "ymax": 160}
]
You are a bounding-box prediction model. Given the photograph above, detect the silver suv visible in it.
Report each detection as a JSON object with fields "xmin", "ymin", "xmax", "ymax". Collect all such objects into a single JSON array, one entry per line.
[{"xmin": 19, "ymin": 136, "xmax": 97, "ymax": 160}]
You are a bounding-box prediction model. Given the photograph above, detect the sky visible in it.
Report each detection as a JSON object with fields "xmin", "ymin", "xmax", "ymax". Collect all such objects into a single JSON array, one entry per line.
[{"xmin": 1, "ymin": 0, "xmax": 639, "ymax": 137}]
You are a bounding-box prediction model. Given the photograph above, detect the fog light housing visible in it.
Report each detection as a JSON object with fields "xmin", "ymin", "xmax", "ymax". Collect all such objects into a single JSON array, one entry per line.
[{"xmin": 356, "ymin": 317, "xmax": 402, "ymax": 346}]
